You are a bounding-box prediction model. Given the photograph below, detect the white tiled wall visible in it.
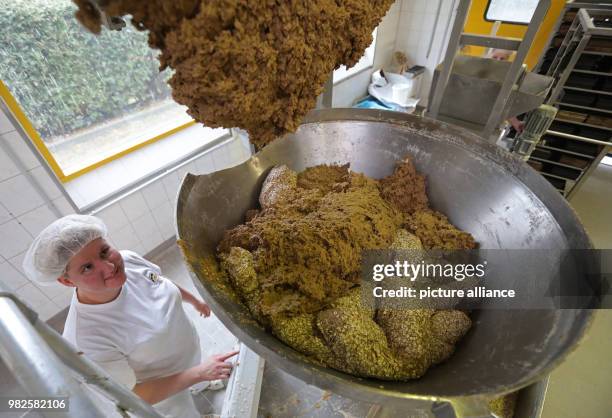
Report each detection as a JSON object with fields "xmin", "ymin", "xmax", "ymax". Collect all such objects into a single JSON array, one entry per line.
[
  {"xmin": 0, "ymin": 108, "xmax": 251, "ymax": 320},
  {"xmin": 0, "ymin": 110, "xmax": 76, "ymax": 320},
  {"xmin": 394, "ymin": 0, "xmax": 458, "ymax": 106},
  {"xmin": 331, "ymin": 0, "xmax": 454, "ymax": 109}
]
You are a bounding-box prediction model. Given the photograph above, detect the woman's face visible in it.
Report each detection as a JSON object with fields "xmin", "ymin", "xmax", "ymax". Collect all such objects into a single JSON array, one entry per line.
[
  {"xmin": 491, "ymin": 50, "xmax": 511, "ymax": 61},
  {"xmin": 59, "ymin": 238, "xmax": 126, "ymax": 292}
]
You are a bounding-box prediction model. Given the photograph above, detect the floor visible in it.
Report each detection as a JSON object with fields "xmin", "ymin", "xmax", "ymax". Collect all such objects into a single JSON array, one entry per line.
[{"xmin": 539, "ymin": 162, "xmax": 612, "ymax": 418}]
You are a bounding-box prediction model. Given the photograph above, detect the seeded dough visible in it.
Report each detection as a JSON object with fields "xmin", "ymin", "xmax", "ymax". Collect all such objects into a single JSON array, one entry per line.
[{"xmin": 217, "ymin": 156, "xmax": 475, "ymax": 380}]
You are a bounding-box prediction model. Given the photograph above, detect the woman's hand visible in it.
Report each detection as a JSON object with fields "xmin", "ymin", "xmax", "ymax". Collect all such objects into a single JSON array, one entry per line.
[
  {"xmin": 509, "ymin": 117, "xmax": 525, "ymax": 134},
  {"xmin": 133, "ymin": 350, "xmax": 239, "ymax": 404},
  {"xmin": 193, "ymin": 351, "xmax": 240, "ymax": 381},
  {"xmin": 175, "ymin": 283, "xmax": 211, "ymax": 317},
  {"xmin": 192, "ymin": 299, "xmax": 211, "ymax": 317}
]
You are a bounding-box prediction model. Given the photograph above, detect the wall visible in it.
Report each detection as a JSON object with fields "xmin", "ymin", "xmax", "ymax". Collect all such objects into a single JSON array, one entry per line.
[
  {"xmin": 394, "ymin": 0, "xmax": 459, "ymax": 106},
  {"xmin": 0, "ymin": 107, "xmax": 251, "ymax": 320},
  {"xmin": 332, "ymin": 0, "xmax": 402, "ymax": 107}
]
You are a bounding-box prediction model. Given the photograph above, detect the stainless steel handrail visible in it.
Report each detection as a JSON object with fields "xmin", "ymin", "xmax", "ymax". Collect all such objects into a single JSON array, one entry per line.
[
  {"xmin": 547, "ymin": 130, "xmax": 612, "ymax": 147},
  {"xmin": 0, "ymin": 283, "xmax": 164, "ymax": 418}
]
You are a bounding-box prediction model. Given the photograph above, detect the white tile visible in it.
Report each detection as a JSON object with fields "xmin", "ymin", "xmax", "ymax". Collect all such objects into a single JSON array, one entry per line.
[
  {"xmin": 119, "ymin": 190, "xmax": 148, "ymax": 221},
  {"xmin": 70, "ymin": 172, "xmax": 109, "ymax": 206},
  {"xmin": 161, "ymin": 171, "xmax": 181, "ymax": 202},
  {"xmin": 425, "ymin": 0, "xmax": 438, "ymax": 14},
  {"xmin": 30, "ymin": 166, "xmax": 63, "ymax": 200},
  {"xmin": 18, "ymin": 204, "xmax": 58, "ymax": 237},
  {"xmin": 8, "ymin": 251, "xmax": 28, "ymax": 278},
  {"xmin": 142, "ymin": 180, "xmax": 168, "ymax": 210},
  {"xmin": 193, "ymin": 152, "xmax": 215, "ymax": 174},
  {"xmin": 2, "ymin": 130, "xmax": 41, "ymax": 171},
  {"xmin": 113, "ymin": 153, "xmax": 138, "ymax": 181},
  {"xmin": 131, "ymin": 212, "xmax": 163, "ymax": 253},
  {"xmin": 132, "ymin": 242, "xmax": 147, "ymax": 256},
  {"xmin": 51, "ymin": 286, "xmax": 75, "ymax": 309},
  {"xmin": 0, "ymin": 174, "xmax": 46, "ymax": 216},
  {"xmin": 52, "ymin": 196, "xmax": 76, "ymax": 216},
  {"xmin": 34, "ymin": 281, "xmax": 71, "ymax": 300},
  {"xmin": 37, "ymin": 301, "xmax": 63, "ymax": 321},
  {"xmin": 0, "ymin": 203, "xmax": 11, "ymax": 224},
  {"xmin": 111, "ymin": 223, "xmax": 142, "ymax": 251},
  {"xmin": 152, "ymin": 200, "xmax": 175, "ymax": 240},
  {"xmin": 104, "ymin": 235, "xmax": 118, "ymax": 250},
  {"xmin": 211, "ymin": 149, "xmax": 231, "ymax": 171},
  {"xmin": 16, "ymin": 282, "xmax": 52, "ymax": 308},
  {"xmin": 64, "ymin": 184, "xmax": 87, "ymax": 209},
  {"xmin": 225, "ymin": 140, "xmax": 248, "ymax": 165},
  {"xmin": 0, "ymin": 145, "xmax": 20, "ymax": 181},
  {"xmin": 0, "ymin": 258, "xmax": 28, "ymax": 290},
  {"xmin": 120, "ymin": 147, "xmax": 156, "ymax": 184},
  {"xmin": 174, "ymin": 163, "xmax": 191, "ymax": 183},
  {"xmin": 98, "ymin": 158, "xmax": 129, "ymax": 190},
  {"xmin": 0, "ymin": 110, "xmax": 14, "ymax": 134},
  {"xmin": 97, "ymin": 202, "xmax": 129, "ymax": 232},
  {"xmin": 140, "ymin": 144, "xmax": 167, "ymax": 168},
  {"xmin": 0, "ymin": 220, "xmax": 32, "ymax": 258}
]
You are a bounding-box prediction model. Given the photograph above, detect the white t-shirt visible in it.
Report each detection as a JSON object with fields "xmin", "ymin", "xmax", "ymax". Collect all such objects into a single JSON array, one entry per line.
[{"xmin": 63, "ymin": 251, "xmax": 201, "ymax": 418}]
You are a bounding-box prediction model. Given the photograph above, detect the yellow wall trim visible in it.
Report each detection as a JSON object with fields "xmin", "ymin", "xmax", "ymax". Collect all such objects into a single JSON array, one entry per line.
[{"xmin": 0, "ymin": 80, "xmax": 66, "ymax": 181}]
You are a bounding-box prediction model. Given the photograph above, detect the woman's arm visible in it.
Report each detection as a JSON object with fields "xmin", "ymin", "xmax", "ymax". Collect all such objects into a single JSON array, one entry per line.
[
  {"xmin": 175, "ymin": 284, "xmax": 211, "ymax": 316},
  {"xmin": 133, "ymin": 350, "xmax": 238, "ymax": 404}
]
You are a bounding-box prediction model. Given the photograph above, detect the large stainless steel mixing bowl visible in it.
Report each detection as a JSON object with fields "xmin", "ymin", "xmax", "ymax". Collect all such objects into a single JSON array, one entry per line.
[{"xmin": 176, "ymin": 109, "xmax": 594, "ymax": 417}]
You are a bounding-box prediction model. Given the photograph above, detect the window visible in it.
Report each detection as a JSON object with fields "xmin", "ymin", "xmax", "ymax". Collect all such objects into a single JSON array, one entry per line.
[
  {"xmin": 333, "ymin": 29, "xmax": 378, "ymax": 83},
  {"xmin": 485, "ymin": 0, "xmax": 539, "ymax": 25},
  {"xmin": 0, "ymin": 0, "xmax": 198, "ymax": 181}
]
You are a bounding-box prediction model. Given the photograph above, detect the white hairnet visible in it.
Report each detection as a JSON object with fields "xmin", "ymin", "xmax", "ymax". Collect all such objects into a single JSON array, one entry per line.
[{"xmin": 23, "ymin": 214, "xmax": 107, "ymax": 285}]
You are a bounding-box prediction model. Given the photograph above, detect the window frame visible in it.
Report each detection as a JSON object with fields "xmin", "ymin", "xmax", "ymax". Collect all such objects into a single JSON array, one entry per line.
[
  {"xmin": 484, "ymin": 0, "xmax": 536, "ymax": 26},
  {"xmin": 0, "ymin": 79, "xmax": 196, "ymax": 183}
]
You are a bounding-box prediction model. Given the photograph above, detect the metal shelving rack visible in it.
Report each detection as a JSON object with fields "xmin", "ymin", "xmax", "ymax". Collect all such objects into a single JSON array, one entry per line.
[{"xmin": 532, "ymin": 3, "xmax": 612, "ymax": 199}]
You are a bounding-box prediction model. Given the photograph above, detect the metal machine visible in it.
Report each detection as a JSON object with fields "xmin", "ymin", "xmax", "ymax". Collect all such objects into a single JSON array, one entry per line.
[
  {"xmin": 428, "ymin": 0, "xmax": 555, "ymax": 140},
  {"xmin": 428, "ymin": 56, "xmax": 554, "ymax": 135},
  {"xmin": 511, "ymin": 105, "xmax": 559, "ymax": 160},
  {"xmin": 176, "ymin": 108, "xmax": 595, "ymax": 418},
  {"xmin": 0, "ymin": 282, "xmax": 164, "ymax": 418}
]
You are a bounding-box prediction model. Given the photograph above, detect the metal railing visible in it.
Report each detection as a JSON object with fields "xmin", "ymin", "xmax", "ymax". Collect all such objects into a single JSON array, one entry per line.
[{"xmin": 0, "ymin": 282, "xmax": 164, "ymax": 418}]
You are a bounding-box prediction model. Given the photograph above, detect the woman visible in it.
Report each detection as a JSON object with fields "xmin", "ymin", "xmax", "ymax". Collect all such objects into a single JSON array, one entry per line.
[
  {"xmin": 488, "ymin": 48, "xmax": 525, "ymax": 134},
  {"xmin": 23, "ymin": 214, "xmax": 238, "ymax": 418}
]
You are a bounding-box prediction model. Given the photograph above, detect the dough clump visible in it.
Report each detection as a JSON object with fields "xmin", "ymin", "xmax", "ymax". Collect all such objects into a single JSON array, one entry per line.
[
  {"xmin": 73, "ymin": 0, "xmax": 394, "ymax": 146},
  {"xmin": 218, "ymin": 157, "xmax": 475, "ymax": 380}
]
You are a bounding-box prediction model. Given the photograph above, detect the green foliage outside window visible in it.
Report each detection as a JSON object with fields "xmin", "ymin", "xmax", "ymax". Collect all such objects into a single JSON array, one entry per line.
[{"xmin": 0, "ymin": 0, "xmax": 171, "ymax": 142}]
